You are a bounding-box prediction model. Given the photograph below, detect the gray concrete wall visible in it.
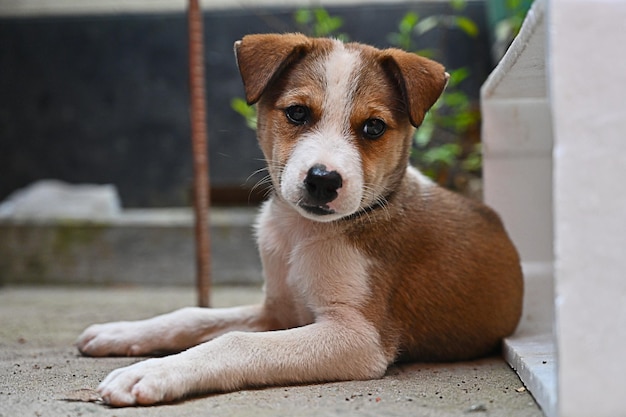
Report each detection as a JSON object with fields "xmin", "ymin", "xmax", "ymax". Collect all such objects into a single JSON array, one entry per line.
[{"xmin": 0, "ymin": 208, "xmax": 262, "ymax": 286}]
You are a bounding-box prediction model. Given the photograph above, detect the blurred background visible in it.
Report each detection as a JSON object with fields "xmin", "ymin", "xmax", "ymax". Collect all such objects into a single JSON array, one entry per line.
[
  {"xmin": 0, "ymin": 0, "xmax": 530, "ymax": 207},
  {"xmin": 0, "ymin": 0, "xmax": 530, "ymax": 287}
]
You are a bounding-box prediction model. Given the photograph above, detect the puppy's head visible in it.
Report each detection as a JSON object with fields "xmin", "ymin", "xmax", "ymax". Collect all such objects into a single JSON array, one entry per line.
[{"xmin": 235, "ymin": 33, "xmax": 448, "ymax": 222}]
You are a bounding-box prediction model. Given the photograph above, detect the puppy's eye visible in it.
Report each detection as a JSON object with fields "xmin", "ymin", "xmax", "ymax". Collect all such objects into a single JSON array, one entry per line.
[
  {"xmin": 363, "ymin": 118, "xmax": 386, "ymax": 139},
  {"xmin": 285, "ymin": 105, "xmax": 310, "ymax": 125}
]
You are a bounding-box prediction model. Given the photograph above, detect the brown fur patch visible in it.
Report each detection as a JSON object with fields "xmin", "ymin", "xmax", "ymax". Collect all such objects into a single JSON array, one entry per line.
[{"xmin": 240, "ymin": 34, "xmax": 523, "ymax": 362}]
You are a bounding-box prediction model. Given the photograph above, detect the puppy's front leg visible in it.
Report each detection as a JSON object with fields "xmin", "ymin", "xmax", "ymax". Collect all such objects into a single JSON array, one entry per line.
[
  {"xmin": 97, "ymin": 309, "xmax": 387, "ymax": 406},
  {"xmin": 77, "ymin": 304, "xmax": 273, "ymax": 357}
]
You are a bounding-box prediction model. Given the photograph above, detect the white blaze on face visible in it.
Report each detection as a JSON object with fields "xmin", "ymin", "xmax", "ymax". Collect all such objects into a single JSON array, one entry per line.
[{"xmin": 280, "ymin": 41, "xmax": 364, "ymax": 222}]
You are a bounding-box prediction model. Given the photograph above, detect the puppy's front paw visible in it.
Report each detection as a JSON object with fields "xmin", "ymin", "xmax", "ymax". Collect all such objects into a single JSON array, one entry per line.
[
  {"xmin": 77, "ymin": 308, "xmax": 207, "ymax": 357},
  {"xmin": 98, "ymin": 358, "xmax": 185, "ymax": 406},
  {"xmin": 76, "ymin": 321, "xmax": 159, "ymax": 357}
]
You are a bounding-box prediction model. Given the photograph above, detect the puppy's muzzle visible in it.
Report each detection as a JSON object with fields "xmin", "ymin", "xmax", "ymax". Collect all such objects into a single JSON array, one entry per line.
[{"xmin": 302, "ymin": 164, "xmax": 342, "ymax": 215}]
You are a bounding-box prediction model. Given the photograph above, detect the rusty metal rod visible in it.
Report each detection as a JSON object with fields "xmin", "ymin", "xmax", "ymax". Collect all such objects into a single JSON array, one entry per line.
[{"xmin": 187, "ymin": 0, "xmax": 211, "ymax": 307}]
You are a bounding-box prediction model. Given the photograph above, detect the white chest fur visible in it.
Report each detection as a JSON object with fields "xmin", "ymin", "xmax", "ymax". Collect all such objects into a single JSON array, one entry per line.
[{"xmin": 256, "ymin": 198, "xmax": 372, "ymax": 326}]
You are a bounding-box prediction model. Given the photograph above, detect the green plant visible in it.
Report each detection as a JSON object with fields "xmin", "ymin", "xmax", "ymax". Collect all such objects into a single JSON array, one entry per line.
[
  {"xmin": 232, "ymin": 4, "xmax": 483, "ymax": 194},
  {"xmin": 388, "ymin": 3, "xmax": 482, "ymax": 188},
  {"xmin": 294, "ymin": 8, "xmax": 348, "ymax": 41},
  {"xmin": 231, "ymin": 7, "xmax": 348, "ymax": 130},
  {"xmin": 488, "ymin": 0, "xmax": 532, "ymax": 60},
  {"xmin": 230, "ymin": 97, "xmax": 257, "ymax": 130},
  {"xmin": 494, "ymin": 0, "xmax": 531, "ymax": 46}
]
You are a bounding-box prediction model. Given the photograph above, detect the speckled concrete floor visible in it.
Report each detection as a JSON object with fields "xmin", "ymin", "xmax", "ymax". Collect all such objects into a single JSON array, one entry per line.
[{"xmin": 0, "ymin": 286, "xmax": 544, "ymax": 417}]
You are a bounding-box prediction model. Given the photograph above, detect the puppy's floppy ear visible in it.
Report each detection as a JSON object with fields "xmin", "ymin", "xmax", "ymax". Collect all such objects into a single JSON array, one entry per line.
[
  {"xmin": 380, "ymin": 49, "xmax": 449, "ymax": 127},
  {"xmin": 234, "ymin": 33, "xmax": 311, "ymax": 105}
]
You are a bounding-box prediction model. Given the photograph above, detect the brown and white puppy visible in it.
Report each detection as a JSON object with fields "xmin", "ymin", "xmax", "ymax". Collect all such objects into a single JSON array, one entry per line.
[{"xmin": 76, "ymin": 33, "xmax": 523, "ymax": 407}]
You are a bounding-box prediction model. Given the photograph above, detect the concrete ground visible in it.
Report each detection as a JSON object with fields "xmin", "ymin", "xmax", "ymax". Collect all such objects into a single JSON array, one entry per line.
[{"xmin": 0, "ymin": 286, "xmax": 544, "ymax": 417}]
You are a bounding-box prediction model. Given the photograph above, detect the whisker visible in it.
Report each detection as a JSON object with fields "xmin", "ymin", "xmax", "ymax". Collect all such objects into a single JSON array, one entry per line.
[
  {"xmin": 242, "ymin": 158, "xmax": 290, "ymax": 204},
  {"xmin": 358, "ymin": 183, "xmax": 392, "ymax": 223},
  {"xmin": 248, "ymin": 174, "xmax": 275, "ymax": 203},
  {"xmin": 245, "ymin": 167, "xmax": 270, "ymax": 184}
]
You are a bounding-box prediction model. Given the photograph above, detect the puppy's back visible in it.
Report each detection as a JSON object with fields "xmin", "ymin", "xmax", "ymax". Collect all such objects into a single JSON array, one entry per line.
[{"xmin": 349, "ymin": 170, "xmax": 523, "ymax": 362}]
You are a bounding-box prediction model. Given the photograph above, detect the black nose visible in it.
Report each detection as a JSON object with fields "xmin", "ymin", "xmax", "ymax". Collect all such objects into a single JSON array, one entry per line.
[{"xmin": 304, "ymin": 164, "xmax": 343, "ymax": 205}]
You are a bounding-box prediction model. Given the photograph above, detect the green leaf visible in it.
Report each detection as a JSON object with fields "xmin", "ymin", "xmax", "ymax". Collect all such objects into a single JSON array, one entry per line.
[
  {"xmin": 507, "ymin": 0, "xmax": 523, "ymax": 11},
  {"xmin": 414, "ymin": 104, "xmax": 440, "ymax": 147},
  {"xmin": 415, "ymin": 48, "xmax": 435, "ymax": 59},
  {"xmin": 230, "ymin": 97, "xmax": 257, "ymax": 131},
  {"xmin": 447, "ymin": 67, "xmax": 470, "ymax": 87},
  {"xmin": 450, "ymin": 0, "xmax": 467, "ymax": 12},
  {"xmin": 422, "ymin": 143, "xmax": 462, "ymax": 166},
  {"xmin": 442, "ymin": 91, "xmax": 470, "ymax": 108},
  {"xmin": 313, "ymin": 8, "xmax": 330, "ymax": 20},
  {"xmin": 391, "ymin": 11, "xmax": 419, "ymax": 50},
  {"xmin": 294, "ymin": 9, "xmax": 312, "ymax": 25},
  {"xmin": 452, "ymin": 16, "xmax": 479, "ymax": 38},
  {"xmin": 462, "ymin": 144, "xmax": 483, "ymax": 171},
  {"xmin": 312, "ymin": 8, "xmax": 344, "ymax": 37},
  {"xmin": 399, "ymin": 12, "xmax": 419, "ymax": 34},
  {"xmin": 327, "ymin": 17, "xmax": 344, "ymax": 33},
  {"xmin": 415, "ymin": 120, "xmax": 435, "ymax": 147},
  {"xmin": 422, "ymin": 167, "xmax": 438, "ymax": 180},
  {"xmin": 294, "ymin": 8, "xmax": 345, "ymax": 38}
]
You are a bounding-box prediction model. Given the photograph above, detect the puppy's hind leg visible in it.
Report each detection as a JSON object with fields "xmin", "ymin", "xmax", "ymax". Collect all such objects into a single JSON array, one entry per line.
[{"xmin": 76, "ymin": 304, "xmax": 275, "ymax": 357}]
